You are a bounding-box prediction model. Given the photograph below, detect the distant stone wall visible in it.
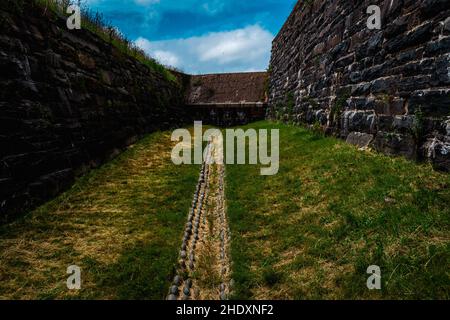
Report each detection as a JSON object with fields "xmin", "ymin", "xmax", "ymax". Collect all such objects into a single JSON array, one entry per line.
[
  {"xmin": 0, "ymin": 7, "xmax": 186, "ymax": 222},
  {"xmin": 188, "ymin": 103, "xmax": 266, "ymax": 127},
  {"xmin": 187, "ymin": 72, "xmax": 268, "ymax": 104},
  {"xmin": 269, "ymin": 0, "xmax": 450, "ymax": 171},
  {"xmin": 186, "ymin": 72, "xmax": 268, "ymax": 125}
]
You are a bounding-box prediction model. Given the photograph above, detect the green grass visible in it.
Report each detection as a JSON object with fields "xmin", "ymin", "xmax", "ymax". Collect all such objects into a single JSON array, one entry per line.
[
  {"xmin": 226, "ymin": 121, "xmax": 450, "ymax": 300},
  {"xmin": 0, "ymin": 131, "xmax": 200, "ymax": 299},
  {"xmin": 1, "ymin": 121, "xmax": 448, "ymax": 300}
]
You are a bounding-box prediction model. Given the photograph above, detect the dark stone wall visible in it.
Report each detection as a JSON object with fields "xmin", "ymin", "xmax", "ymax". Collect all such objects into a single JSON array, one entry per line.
[
  {"xmin": 0, "ymin": 7, "xmax": 187, "ymax": 222},
  {"xmin": 188, "ymin": 103, "xmax": 267, "ymax": 127},
  {"xmin": 269, "ymin": 0, "xmax": 450, "ymax": 171},
  {"xmin": 185, "ymin": 72, "xmax": 268, "ymax": 126},
  {"xmin": 187, "ymin": 73, "xmax": 268, "ymax": 104}
]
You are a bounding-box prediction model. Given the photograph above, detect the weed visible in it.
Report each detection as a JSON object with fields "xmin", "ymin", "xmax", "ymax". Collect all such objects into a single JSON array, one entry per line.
[
  {"xmin": 311, "ymin": 120, "xmax": 323, "ymax": 137},
  {"xmin": 331, "ymin": 88, "xmax": 351, "ymax": 128},
  {"xmin": 303, "ymin": 0, "xmax": 315, "ymax": 8},
  {"xmin": 412, "ymin": 106, "xmax": 425, "ymax": 144},
  {"xmin": 284, "ymin": 92, "xmax": 296, "ymax": 123},
  {"xmin": 305, "ymin": 96, "xmax": 319, "ymax": 109}
]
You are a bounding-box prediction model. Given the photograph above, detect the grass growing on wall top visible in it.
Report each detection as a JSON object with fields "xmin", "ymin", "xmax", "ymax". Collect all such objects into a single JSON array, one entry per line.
[
  {"xmin": 226, "ymin": 121, "xmax": 449, "ymax": 300},
  {"xmin": 1, "ymin": 0, "xmax": 177, "ymax": 83}
]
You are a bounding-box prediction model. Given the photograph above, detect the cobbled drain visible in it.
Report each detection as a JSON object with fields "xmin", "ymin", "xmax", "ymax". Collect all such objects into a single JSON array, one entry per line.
[{"xmin": 167, "ymin": 142, "xmax": 233, "ymax": 300}]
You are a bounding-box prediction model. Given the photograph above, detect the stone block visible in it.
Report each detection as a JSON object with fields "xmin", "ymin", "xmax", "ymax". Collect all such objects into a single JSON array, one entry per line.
[
  {"xmin": 371, "ymin": 76, "xmax": 397, "ymax": 93},
  {"xmin": 425, "ymin": 36, "xmax": 450, "ymax": 56},
  {"xmin": 409, "ymin": 89, "xmax": 450, "ymax": 116},
  {"xmin": 392, "ymin": 115, "xmax": 415, "ymax": 132},
  {"xmin": 346, "ymin": 132, "xmax": 374, "ymax": 148},
  {"xmin": 384, "ymin": 22, "xmax": 433, "ymax": 53},
  {"xmin": 420, "ymin": 0, "xmax": 450, "ymax": 18},
  {"xmin": 423, "ymin": 137, "xmax": 450, "ymax": 171},
  {"xmin": 398, "ymin": 75, "xmax": 431, "ymax": 92},
  {"xmin": 444, "ymin": 17, "xmax": 450, "ymax": 33},
  {"xmin": 372, "ymin": 132, "xmax": 417, "ymax": 160},
  {"xmin": 433, "ymin": 53, "xmax": 450, "ymax": 85},
  {"xmin": 342, "ymin": 110, "xmax": 376, "ymax": 133}
]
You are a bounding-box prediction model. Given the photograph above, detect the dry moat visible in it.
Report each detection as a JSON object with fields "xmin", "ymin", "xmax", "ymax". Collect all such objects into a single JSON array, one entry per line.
[{"xmin": 0, "ymin": 0, "xmax": 449, "ymax": 300}]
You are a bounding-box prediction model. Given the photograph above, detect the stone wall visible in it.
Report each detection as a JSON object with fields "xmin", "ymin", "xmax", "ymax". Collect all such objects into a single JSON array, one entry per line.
[
  {"xmin": 0, "ymin": 6, "xmax": 186, "ymax": 222},
  {"xmin": 188, "ymin": 103, "xmax": 266, "ymax": 127},
  {"xmin": 187, "ymin": 72, "xmax": 268, "ymax": 104},
  {"xmin": 186, "ymin": 72, "xmax": 268, "ymax": 126},
  {"xmin": 269, "ymin": 0, "xmax": 450, "ymax": 171}
]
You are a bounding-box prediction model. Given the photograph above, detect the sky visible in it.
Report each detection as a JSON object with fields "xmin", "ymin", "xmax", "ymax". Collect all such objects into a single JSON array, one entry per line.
[{"xmin": 84, "ymin": 0, "xmax": 297, "ymax": 74}]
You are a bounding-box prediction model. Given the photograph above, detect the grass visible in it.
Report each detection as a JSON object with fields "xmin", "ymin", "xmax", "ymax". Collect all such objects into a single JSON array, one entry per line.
[
  {"xmin": 0, "ymin": 131, "xmax": 200, "ymax": 299},
  {"xmin": 1, "ymin": 121, "xmax": 448, "ymax": 300},
  {"xmin": 226, "ymin": 121, "xmax": 450, "ymax": 300}
]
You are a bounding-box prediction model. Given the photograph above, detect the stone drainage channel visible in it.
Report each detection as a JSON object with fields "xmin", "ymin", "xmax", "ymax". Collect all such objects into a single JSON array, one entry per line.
[{"xmin": 167, "ymin": 142, "xmax": 233, "ymax": 300}]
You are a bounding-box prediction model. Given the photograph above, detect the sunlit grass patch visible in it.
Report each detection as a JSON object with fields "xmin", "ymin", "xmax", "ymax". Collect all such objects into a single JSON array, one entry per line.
[
  {"xmin": 226, "ymin": 121, "xmax": 450, "ymax": 300},
  {"xmin": 0, "ymin": 131, "xmax": 200, "ymax": 300}
]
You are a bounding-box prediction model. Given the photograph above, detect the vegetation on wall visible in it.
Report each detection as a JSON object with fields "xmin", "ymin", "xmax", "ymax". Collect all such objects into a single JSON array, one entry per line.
[
  {"xmin": 331, "ymin": 88, "xmax": 351, "ymax": 129},
  {"xmin": 1, "ymin": 0, "xmax": 177, "ymax": 83},
  {"xmin": 263, "ymin": 66, "xmax": 272, "ymax": 99},
  {"xmin": 412, "ymin": 107, "xmax": 425, "ymax": 145},
  {"xmin": 285, "ymin": 92, "xmax": 296, "ymax": 121},
  {"xmin": 305, "ymin": 96, "xmax": 319, "ymax": 109},
  {"xmin": 303, "ymin": 0, "xmax": 315, "ymax": 8}
]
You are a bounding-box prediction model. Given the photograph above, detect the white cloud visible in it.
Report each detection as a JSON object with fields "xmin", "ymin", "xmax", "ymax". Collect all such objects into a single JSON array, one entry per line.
[
  {"xmin": 135, "ymin": 25, "xmax": 273, "ymax": 74},
  {"xmin": 152, "ymin": 50, "xmax": 180, "ymax": 67}
]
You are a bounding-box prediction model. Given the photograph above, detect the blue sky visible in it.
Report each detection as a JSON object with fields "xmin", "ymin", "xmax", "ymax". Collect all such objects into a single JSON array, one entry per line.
[{"xmin": 84, "ymin": 0, "xmax": 296, "ymax": 74}]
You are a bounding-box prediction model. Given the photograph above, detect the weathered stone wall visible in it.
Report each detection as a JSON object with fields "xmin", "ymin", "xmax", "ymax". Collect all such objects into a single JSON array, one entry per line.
[
  {"xmin": 0, "ymin": 7, "xmax": 186, "ymax": 222},
  {"xmin": 269, "ymin": 0, "xmax": 450, "ymax": 171},
  {"xmin": 188, "ymin": 103, "xmax": 266, "ymax": 127},
  {"xmin": 187, "ymin": 72, "xmax": 268, "ymax": 104},
  {"xmin": 186, "ymin": 72, "xmax": 268, "ymax": 126}
]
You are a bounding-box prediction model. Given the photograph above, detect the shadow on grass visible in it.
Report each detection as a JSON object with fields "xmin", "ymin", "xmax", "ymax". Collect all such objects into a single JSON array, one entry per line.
[
  {"xmin": 0, "ymin": 131, "xmax": 200, "ymax": 300},
  {"xmin": 84, "ymin": 240, "xmax": 178, "ymax": 300}
]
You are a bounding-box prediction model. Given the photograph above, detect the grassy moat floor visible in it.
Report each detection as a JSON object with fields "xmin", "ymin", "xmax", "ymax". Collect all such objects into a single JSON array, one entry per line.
[
  {"xmin": 0, "ymin": 121, "xmax": 449, "ymax": 299},
  {"xmin": 0, "ymin": 132, "xmax": 200, "ymax": 299},
  {"xmin": 227, "ymin": 121, "xmax": 449, "ymax": 300}
]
